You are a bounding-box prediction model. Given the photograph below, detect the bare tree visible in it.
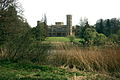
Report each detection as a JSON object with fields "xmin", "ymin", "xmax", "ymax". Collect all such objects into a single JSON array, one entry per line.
[{"xmin": 0, "ymin": 0, "xmax": 16, "ymax": 10}]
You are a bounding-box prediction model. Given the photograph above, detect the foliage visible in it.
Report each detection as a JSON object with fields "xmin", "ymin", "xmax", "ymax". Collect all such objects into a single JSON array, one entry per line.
[
  {"xmin": 78, "ymin": 19, "xmax": 90, "ymax": 38},
  {"xmin": 0, "ymin": 0, "xmax": 30, "ymax": 60},
  {"xmin": 78, "ymin": 25, "xmax": 108, "ymax": 46},
  {"xmin": 95, "ymin": 18, "xmax": 120, "ymax": 43},
  {"xmin": 0, "ymin": 1, "xmax": 120, "ymax": 80},
  {"xmin": 30, "ymin": 27, "xmax": 40, "ymax": 41},
  {"xmin": 77, "ymin": 26, "xmax": 84, "ymax": 38},
  {"xmin": 95, "ymin": 33, "xmax": 108, "ymax": 45},
  {"xmin": 95, "ymin": 19, "xmax": 104, "ymax": 33},
  {"xmin": 75, "ymin": 18, "xmax": 88, "ymax": 37},
  {"xmin": 0, "ymin": 60, "xmax": 119, "ymax": 80},
  {"xmin": 96, "ymin": 18, "xmax": 120, "ymax": 37},
  {"xmin": 31, "ymin": 22, "xmax": 46, "ymax": 41},
  {"xmin": 83, "ymin": 28, "xmax": 97, "ymax": 45},
  {"xmin": 117, "ymin": 30, "xmax": 120, "ymax": 41},
  {"xmin": 77, "ymin": 20, "xmax": 110, "ymax": 46},
  {"xmin": 0, "ymin": 1, "xmax": 30, "ymax": 44},
  {"xmin": 0, "ymin": 61, "xmax": 81, "ymax": 80},
  {"xmin": 107, "ymin": 29, "xmax": 120, "ymax": 43},
  {"xmin": 5, "ymin": 30, "xmax": 32, "ymax": 60},
  {"xmin": 68, "ymin": 35, "xmax": 75, "ymax": 42},
  {"xmin": 3, "ymin": 32, "xmax": 51, "ymax": 62},
  {"xmin": 109, "ymin": 34, "xmax": 119, "ymax": 43}
]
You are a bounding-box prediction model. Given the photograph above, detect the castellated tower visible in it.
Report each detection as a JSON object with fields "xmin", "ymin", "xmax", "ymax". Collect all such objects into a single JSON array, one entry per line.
[{"xmin": 67, "ymin": 15, "xmax": 72, "ymax": 35}]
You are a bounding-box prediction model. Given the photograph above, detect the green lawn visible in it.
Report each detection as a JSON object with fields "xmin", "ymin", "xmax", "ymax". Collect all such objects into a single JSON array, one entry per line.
[
  {"xmin": 45, "ymin": 37, "xmax": 81, "ymax": 42},
  {"xmin": 0, "ymin": 61, "xmax": 81, "ymax": 80}
]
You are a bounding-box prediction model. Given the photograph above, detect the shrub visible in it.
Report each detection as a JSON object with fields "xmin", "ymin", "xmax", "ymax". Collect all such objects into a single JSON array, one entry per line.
[
  {"xmin": 95, "ymin": 33, "xmax": 107, "ymax": 45},
  {"xmin": 3, "ymin": 30, "xmax": 33, "ymax": 61},
  {"xmin": 117, "ymin": 30, "xmax": 120, "ymax": 41},
  {"xmin": 68, "ymin": 35, "xmax": 75, "ymax": 42},
  {"xmin": 83, "ymin": 28, "xmax": 97, "ymax": 45},
  {"xmin": 109, "ymin": 34, "xmax": 119, "ymax": 43},
  {"xmin": 80, "ymin": 28, "xmax": 108, "ymax": 46}
]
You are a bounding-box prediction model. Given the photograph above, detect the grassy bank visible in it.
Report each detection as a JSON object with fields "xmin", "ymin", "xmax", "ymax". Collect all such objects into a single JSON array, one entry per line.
[
  {"xmin": 0, "ymin": 60, "xmax": 82, "ymax": 80},
  {"xmin": 0, "ymin": 60, "xmax": 119, "ymax": 80}
]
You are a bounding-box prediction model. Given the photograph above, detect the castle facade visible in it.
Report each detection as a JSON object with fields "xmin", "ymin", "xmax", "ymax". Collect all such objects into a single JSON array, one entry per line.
[
  {"xmin": 47, "ymin": 15, "xmax": 74, "ymax": 37},
  {"xmin": 37, "ymin": 15, "xmax": 76, "ymax": 37}
]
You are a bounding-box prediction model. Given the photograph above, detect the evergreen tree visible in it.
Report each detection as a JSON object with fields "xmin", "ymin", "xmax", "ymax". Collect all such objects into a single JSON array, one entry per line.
[
  {"xmin": 78, "ymin": 18, "xmax": 89, "ymax": 38},
  {"xmin": 105, "ymin": 19, "xmax": 111, "ymax": 36},
  {"xmin": 31, "ymin": 21, "xmax": 46, "ymax": 41},
  {"xmin": 37, "ymin": 22, "xmax": 46, "ymax": 41},
  {"xmin": 96, "ymin": 18, "xmax": 120, "ymax": 37},
  {"xmin": 96, "ymin": 19, "xmax": 104, "ymax": 33},
  {"xmin": 0, "ymin": 5, "xmax": 30, "ymax": 43},
  {"xmin": 0, "ymin": 0, "xmax": 31, "ymax": 59}
]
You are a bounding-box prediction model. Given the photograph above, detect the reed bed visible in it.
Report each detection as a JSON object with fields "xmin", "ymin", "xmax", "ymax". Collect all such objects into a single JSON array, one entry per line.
[{"xmin": 47, "ymin": 42, "xmax": 120, "ymax": 73}]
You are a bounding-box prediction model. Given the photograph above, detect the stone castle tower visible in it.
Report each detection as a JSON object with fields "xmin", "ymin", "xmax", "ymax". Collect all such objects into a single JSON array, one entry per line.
[{"xmin": 67, "ymin": 15, "xmax": 72, "ymax": 35}]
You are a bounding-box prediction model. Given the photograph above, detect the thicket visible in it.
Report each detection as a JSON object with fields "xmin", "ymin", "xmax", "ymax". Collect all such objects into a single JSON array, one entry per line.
[
  {"xmin": 0, "ymin": 0, "xmax": 30, "ymax": 60},
  {"xmin": 77, "ymin": 18, "xmax": 120, "ymax": 46},
  {"xmin": 0, "ymin": 0, "xmax": 47, "ymax": 62}
]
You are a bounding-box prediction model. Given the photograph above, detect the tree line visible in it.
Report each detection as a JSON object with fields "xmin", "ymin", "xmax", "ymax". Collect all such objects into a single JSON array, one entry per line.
[{"xmin": 76, "ymin": 18, "xmax": 120, "ymax": 46}]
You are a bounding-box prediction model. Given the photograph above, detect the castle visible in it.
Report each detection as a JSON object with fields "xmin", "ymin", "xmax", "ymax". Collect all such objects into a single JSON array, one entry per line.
[{"xmin": 37, "ymin": 15, "xmax": 77, "ymax": 37}]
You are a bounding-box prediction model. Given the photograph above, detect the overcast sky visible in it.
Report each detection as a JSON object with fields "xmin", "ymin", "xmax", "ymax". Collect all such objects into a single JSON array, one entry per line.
[{"xmin": 20, "ymin": 0, "xmax": 120, "ymax": 27}]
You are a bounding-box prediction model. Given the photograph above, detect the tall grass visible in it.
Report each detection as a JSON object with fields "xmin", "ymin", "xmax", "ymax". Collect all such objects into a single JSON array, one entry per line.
[
  {"xmin": 47, "ymin": 42, "xmax": 120, "ymax": 73},
  {"xmin": 0, "ymin": 40, "xmax": 120, "ymax": 73}
]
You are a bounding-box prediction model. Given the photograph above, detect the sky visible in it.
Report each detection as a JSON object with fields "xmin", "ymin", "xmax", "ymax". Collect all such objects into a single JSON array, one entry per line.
[{"xmin": 20, "ymin": 0, "xmax": 120, "ymax": 27}]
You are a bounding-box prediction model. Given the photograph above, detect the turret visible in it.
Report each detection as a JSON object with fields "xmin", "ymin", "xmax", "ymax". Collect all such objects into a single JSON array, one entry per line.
[{"xmin": 66, "ymin": 15, "xmax": 72, "ymax": 35}]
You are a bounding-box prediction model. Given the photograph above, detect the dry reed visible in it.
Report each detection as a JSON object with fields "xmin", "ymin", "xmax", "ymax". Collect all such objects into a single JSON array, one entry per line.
[{"xmin": 47, "ymin": 42, "xmax": 120, "ymax": 72}]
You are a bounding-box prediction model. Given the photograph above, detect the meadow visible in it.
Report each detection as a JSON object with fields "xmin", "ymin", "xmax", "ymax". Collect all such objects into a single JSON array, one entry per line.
[
  {"xmin": 0, "ymin": 60, "xmax": 81, "ymax": 80},
  {"xmin": 40, "ymin": 37, "xmax": 120, "ymax": 79},
  {"xmin": 0, "ymin": 37, "xmax": 120, "ymax": 80}
]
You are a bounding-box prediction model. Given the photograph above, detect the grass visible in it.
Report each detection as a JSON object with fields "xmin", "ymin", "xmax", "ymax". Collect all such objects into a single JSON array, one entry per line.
[
  {"xmin": 0, "ymin": 60, "xmax": 118, "ymax": 80},
  {"xmin": 0, "ymin": 60, "xmax": 82, "ymax": 80},
  {"xmin": 45, "ymin": 37, "xmax": 70, "ymax": 42},
  {"xmin": 45, "ymin": 37, "xmax": 81, "ymax": 42},
  {"xmin": 45, "ymin": 42, "xmax": 120, "ymax": 80},
  {"xmin": 1, "ymin": 37, "xmax": 120, "ymax": 80},
  {"xmin": 47, "ymin": 43, "xmax": 120, "ymax": 72}
]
